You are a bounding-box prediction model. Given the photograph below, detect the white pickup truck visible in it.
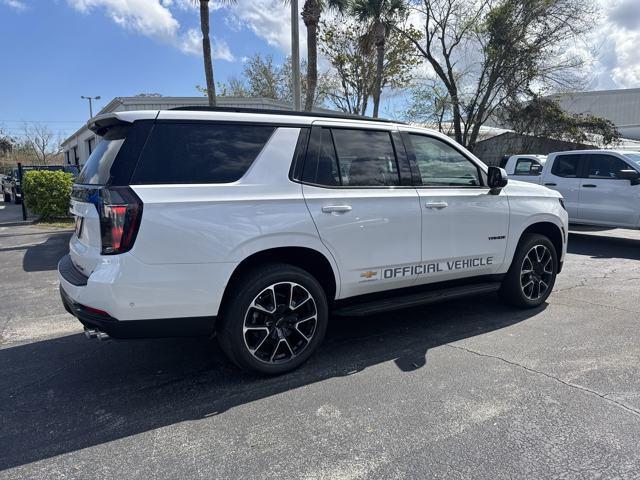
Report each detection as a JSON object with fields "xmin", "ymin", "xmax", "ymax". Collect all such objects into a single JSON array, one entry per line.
[{"xmin": 505, "ymin": 150, "xmax": 640, "ymax": 228}]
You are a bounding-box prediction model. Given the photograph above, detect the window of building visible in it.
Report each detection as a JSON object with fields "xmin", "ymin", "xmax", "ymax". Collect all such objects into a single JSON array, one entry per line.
[
  {"xmin": 72, "ymin": 146, "xmax": 79, "ymax": 166},
  {"xmin": 87, "ymin": 137, "xmax": 95, "ymax": 156}
]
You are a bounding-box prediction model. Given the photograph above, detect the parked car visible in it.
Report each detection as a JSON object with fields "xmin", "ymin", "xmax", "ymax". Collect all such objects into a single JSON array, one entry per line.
[
  {"xmin": 506, "ymin": 149, "xmax": 640, "ymax": 229},
  {"xmin": 1, "ymin": 167, "xmax": 21, "ymax": 204},
  {"xmin": 58, "ymin": 108, "xmax": 568, "ymax": 374},
  {"xmin": 1, "ymin": 165, "xmax": 79, "ymax": 204},
  {"xmin": 503, "ymin": 154, "xmax": 547, "ymax": 182}
]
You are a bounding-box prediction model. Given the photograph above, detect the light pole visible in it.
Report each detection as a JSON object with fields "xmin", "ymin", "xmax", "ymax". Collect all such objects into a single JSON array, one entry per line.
[
  {"xmin": 290, "ymin": 0, "xmax": 301, "ymax": 111},
  {"xmin": 80, "ymin": 95, "xmax": 101, "ymax": 119}
]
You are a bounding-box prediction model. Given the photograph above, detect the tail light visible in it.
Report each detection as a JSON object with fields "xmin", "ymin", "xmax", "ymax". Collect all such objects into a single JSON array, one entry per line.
[{"xmin": 97, "ymin": 187, "xmax": 143, "ymax": 255}]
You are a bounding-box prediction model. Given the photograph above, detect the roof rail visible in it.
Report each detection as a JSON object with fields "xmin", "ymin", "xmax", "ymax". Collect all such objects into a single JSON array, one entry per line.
[{"xmin": 168, "ymin": 106, "xmax": 402, "ymax": 124}]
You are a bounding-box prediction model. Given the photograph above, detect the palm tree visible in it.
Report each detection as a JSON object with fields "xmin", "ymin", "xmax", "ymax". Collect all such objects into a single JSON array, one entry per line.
[
  {"xmin": 193, "ymin": 0, "xmax": 237, "ymax": 107},
  {"xmin": 351, "ymin": 0, "xmax": 404, "ymax": 117},
  {"xmin": 301, "ymin": 0, "xmax": 348, "ymax": 111}
]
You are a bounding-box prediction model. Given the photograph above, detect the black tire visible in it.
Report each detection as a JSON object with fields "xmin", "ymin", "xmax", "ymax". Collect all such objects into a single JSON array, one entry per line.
[
  {"xmin": 500, "ymin": 233, "xmax": 558, "ymax": 308},
  {"xmin": 2, "ymin": 192, "xmax": 9, "ymax": 203},
  {"xmin": 217, "ymin": 263, "xmax": 328, "ymax": 375},
  {"xmin": 12, "ymin": 189, "xmax": 21, "ymax": 204}
]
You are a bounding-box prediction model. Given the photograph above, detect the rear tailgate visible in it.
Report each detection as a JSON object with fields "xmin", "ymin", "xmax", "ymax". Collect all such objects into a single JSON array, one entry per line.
[{"xmin": 68, "ymin": 114, "xmax": 153, "ymax": 276}]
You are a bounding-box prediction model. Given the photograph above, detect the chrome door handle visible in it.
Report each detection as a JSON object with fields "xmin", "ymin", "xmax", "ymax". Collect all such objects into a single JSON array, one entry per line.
[
  {"xmin": 322, "ymin": 205, "xmax": 352, "ymax": 214},
  {"xmin": 425, "ymin": 201, "xmax": 448, "ymax": 210}
]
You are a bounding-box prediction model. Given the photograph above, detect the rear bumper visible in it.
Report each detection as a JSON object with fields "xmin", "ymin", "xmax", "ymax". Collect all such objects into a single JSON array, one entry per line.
[
  {"xmin": 58, "ymin": 254, "xmax": 217, "ymax": 338},
  {"xmin": 59, "ymin": 285, "xmax": 215, "ymax": 338}
]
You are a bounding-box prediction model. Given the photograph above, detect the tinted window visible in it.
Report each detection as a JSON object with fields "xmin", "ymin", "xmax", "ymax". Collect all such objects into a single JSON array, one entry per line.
[
  {"xmin": 587, "ymin": 154, "xmax": 629, "ymax": 178},
  {"xmin": 76, "ymin": 125, "xmax": 129, "ymax": 185},
  {"xmin": 409, "ymin": 134, "xmax": 480, "ymax": 186},
  {"xmin": 551, "ymin": 155, "xmax": 582, "ymax": 177},
  {"xmin": 132, "ymin": 123, "xmax": 275, "ymax": 184},
  {"xmin": 303, "ymin": 128, "xmax": 400, "ymax": 187}
]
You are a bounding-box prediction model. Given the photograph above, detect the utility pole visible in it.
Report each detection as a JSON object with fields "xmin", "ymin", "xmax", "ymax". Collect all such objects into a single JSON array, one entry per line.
[
  {"xmin": 81, "ymin": 95, "xmax": 101, "ymax": 119},
  {"xmin": 290, "ymin": 0, "xmax": 301, "ymax": 111}
]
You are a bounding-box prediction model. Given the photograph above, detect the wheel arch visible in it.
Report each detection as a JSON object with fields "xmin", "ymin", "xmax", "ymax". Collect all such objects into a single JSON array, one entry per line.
[
  {"xmin": 219, "ymin": 246, "xmax": 339, "ymax": 318},
  {"xmin": 518, "ymin": 221, "xmax": 565, "ymax": 272}
]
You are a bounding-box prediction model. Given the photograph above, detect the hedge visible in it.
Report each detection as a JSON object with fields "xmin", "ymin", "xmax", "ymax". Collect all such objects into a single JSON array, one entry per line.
[{"xmin": 22, "ymin": 170, "xmax": 74, "ymax": 220}]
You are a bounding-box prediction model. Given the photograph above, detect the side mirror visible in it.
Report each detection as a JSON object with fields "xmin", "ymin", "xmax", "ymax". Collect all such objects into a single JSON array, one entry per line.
[
  {"xmin": 488, "ymin": 166, "xmax": 508, "ymax": 194},
  {"xmin": 617, "ymin": 169, "xmax": 640, "ymax": 185}
]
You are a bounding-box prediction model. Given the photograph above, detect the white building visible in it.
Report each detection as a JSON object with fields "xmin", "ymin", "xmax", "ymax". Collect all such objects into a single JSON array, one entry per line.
[
  {"xmin": 554, "ymin": 88, "xmax": 640, "ymax": 141},
  {"xmin": 61, "ymin": 96, "xmax": 317, "ymax": 167}
]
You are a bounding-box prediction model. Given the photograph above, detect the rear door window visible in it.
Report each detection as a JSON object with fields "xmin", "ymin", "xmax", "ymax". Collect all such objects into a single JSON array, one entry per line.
[
  {"xmin": 132, "ymin": 123, "xmax": 275, "ymax": 184},
  {"xmin": 302, "ymin": 128, "xmax": 400, "ymax": 187},
  {"xmin": 551, "ymin": 155, "xmax": 583, "ymax": 178},
  {"xmin": 586, "ymin": 154, "xmax": 629, "ymax": 179}
]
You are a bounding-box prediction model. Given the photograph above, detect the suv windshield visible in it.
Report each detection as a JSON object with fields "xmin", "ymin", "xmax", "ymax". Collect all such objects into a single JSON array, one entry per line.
[{"xmin": 76, "ymin": 125, "xmax": 129, "ymax": 185}]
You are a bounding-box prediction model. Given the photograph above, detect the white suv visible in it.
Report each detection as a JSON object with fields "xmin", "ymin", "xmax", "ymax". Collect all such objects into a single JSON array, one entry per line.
[{"xmin": 58, "ymin": 108, "xmax": 568, "ymax": 374}]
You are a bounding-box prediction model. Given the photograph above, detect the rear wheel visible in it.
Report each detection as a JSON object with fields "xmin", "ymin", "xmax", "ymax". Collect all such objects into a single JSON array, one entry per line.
[
  {"xmin": 217, "ymin": 263, "xmax": 328, "ymax": 375},
  {"xmin": 12, "ymin": 189, "xmax": 21, "ymax": 204},
  {"xmin": 500, "ymin": 233, "xmax": 557, "ymax": 308},
  {"xmin": 2, "ymin": 191, "xmax": 9, "ymax": 203}
]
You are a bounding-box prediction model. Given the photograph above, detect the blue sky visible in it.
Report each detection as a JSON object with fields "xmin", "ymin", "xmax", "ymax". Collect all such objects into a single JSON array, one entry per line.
[{"xmin": 1, "ymin": 0, "xmax": 640, "ymax": 143}]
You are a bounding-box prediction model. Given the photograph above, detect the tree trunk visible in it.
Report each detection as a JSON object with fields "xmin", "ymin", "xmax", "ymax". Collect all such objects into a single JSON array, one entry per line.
[
  {"xmin": 302, "ymin": 0, "xmax": 321, "ymax": 111},
  {"xmin": 199, "ymin": 0, "xmax": 216, "ymax": 107},
  {"xmin": 372, "ymin": 21, "xmax": 385, "ymax": 118}
]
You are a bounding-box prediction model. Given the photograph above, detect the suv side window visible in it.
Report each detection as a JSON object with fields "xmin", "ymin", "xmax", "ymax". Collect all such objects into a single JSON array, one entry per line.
[
  {"xmin": 587, "ymin": 154, "xmax": 629, "ymax": 179},
  {"xmin": 408, "ymin": 134, "xmax": 481, "ymax": 187},
  {"xmin": 514, "ymin": 158, "xmax": 540, "ymax": 175},
  {"xmin": 303, "ymin": 128, "xmax": 400, "ymax": 187},
  {"xmin": 132, "ymin": 122, "xmax": 275, "ymax": 184},
  {"xmin": 551, "ymin": 154, "xmax": 583, "ymax": 177}
]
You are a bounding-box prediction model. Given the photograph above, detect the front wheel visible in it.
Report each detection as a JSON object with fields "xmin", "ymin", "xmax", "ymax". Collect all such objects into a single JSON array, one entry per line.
[
  {"xmin": 500, "ymin": 233, "xmax": 558, "ymax": 308},
  {"xmin": 217, "ymin": 263, "xmax": 328, "ymax": 375},
  {"xmin": 2, "ymin": 191, "xmax": 9, "ymax": 203}
]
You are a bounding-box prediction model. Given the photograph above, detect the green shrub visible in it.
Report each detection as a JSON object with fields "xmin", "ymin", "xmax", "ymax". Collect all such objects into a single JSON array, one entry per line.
[{"xmin": 23, "ymin": 170, "xmax": 74, "ymax": 220}]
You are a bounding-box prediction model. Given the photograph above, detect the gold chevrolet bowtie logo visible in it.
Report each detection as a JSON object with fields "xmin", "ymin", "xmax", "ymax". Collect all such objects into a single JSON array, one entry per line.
[{"xmin": 360, "ymin": 271, "xmax": 377, "ymax": 279}]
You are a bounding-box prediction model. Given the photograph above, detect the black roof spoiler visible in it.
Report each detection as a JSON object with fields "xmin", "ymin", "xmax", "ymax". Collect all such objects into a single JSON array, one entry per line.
[{"xmin": 87, "ymin": 113, "xmax": 133, "ymax": 136}]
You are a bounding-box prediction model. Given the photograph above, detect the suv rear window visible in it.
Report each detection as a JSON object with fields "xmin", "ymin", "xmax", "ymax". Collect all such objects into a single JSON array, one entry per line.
[
  {"xmin": 76, "ymin": 125, "xmax": 129, "ymax": 185},
  {"xmin": 131, "ymin": 123, "xmax": 275, "ymax": 185}
]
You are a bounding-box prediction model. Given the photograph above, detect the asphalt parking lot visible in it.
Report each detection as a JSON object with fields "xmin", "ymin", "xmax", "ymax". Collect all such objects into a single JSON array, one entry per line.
[{"xmin": 1, "ymin": 200, "xmax": 639, "ymax": 480}]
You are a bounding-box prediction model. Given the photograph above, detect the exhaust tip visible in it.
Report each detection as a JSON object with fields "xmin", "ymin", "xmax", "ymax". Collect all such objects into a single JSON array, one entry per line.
[
  {"xmin": 84, "ymin": 327, "xmax": 98, "ymax": 339},
  {"xmin": 96, "ymin": 331, "xmax": 110, "ymax": 341}
]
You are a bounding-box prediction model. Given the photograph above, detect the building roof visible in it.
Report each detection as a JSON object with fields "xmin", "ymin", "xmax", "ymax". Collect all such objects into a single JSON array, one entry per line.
[{"xmin": 61, "ymin": 96, "xmax": 335, "ymax": 147}]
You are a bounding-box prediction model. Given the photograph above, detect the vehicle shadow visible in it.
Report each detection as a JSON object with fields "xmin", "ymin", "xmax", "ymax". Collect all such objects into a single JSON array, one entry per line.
[
  {"xmin": 0, "ymin": 298, "xmax": 544, "ymax": 471},
  {"xmin": 568, "ymin": 232, "xmax": 640, "ymax": 261},
  {"xmin": 0, "ymin": 232, "xmax": 71, "ymax": 272}
]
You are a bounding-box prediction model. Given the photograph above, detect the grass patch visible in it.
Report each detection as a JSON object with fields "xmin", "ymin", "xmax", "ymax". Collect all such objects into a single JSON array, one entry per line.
[{"xmin": 34, "ymin": 217, "xmax": 75, "ymax": 229}]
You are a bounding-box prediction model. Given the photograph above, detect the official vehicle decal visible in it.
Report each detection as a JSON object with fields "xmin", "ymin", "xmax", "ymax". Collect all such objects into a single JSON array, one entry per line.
[{"xmin": 361, "ymin": 256, "xmax": 495, "ymax": 281}]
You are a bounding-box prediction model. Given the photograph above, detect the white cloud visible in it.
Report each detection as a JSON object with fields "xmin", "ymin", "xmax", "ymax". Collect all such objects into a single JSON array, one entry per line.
[
  {"xmin": 67, "ymin": 0, "xmax": 180, "ymax": 43},
  {"xmin": 180, "ymin": 28, "xmax": 235, "ymax": 61},
  {"xmin": 1, "ymin": 0, "xmax": 27, "ymax": 11},
  {"xmin": 588, "ymin": 0, "xmax": 640, "ymax": 89},
  {"xmin": 66, "ymin": 0, "xmax": 235, "ymax": 61},
  {"xmin": 226, "ymin": 0, "xmax": 306, "ymax": 54}
]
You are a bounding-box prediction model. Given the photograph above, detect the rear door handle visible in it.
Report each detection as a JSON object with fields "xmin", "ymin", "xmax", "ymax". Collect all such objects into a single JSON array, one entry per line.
[
  {"xmin": 582, "ymin": 184, "xmax": 597, "ymax": 188},
  {"xmin": 544, "ymin": 183, "xmax": 557, "ymax": 186},
  {"xmin": 322, "ymin": 205, "xmax": 352, "ymax": 214},
  {"xmin": 425, "ymin": 201, "xmax": 448, "ymax": 210}
]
